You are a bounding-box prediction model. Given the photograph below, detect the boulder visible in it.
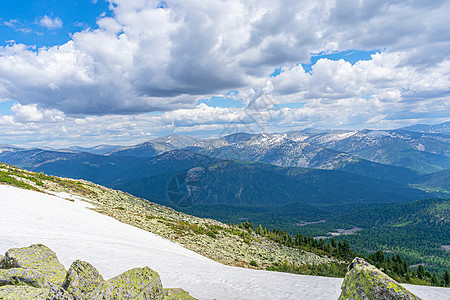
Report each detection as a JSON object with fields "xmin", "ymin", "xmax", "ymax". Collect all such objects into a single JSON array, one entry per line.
[
  {"xmin": 47, "ymin": 284, "xmax": 75, "ymax": 300},
  {"xmin": 0, "ymin": 244, "xmax": 196, "ymax": 299},
  {"xmin": 339, "ymin": 257, "xmax": 422, "ymax": 300},
  {"xmin": 164, "ymin": 288, "xmax": 197, "ymax": 299},
  {"xmin": 62, "ymin": 260, "xmax": 105, "ymax": 299},
  {"xmin": 0, "ymin": 244, "xmax": 67, "ymax": 286},
  {"xmin": 0, "ymin": 285, "xmax": 50, "ymax": 300},
  {"xmin": 89, "ymin": 267, "xmax": 164, "ymax": 299},
  {"xmin": 0, "ymin": 268, "xmax": 49, "ymax": 288}
]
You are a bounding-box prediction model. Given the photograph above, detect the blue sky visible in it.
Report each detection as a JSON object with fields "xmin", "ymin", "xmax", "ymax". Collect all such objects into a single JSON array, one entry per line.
[
  {"xmin": 0, "ymin": 0, "xmax": 110, "ymax": 48},
  {"xmin": 0, "ymin": 0, "xmax": 449, "ymax": 147}
]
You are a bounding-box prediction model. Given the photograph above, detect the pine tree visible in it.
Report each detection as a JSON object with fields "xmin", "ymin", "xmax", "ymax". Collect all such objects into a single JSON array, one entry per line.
[
  {"xmin": 331, "ymin": 237, "xmax": 337, "ymax": 248},
  {"xmin": 431, "ymin": 273, "xmax": 438, "ymax": 286},
  {"xmin": 443, "ymin": 270, "xmax": 450, "ymax": 286},
  {"xmin": 417, "ymin": 265, "xmax": 425, "ymax": 279}
]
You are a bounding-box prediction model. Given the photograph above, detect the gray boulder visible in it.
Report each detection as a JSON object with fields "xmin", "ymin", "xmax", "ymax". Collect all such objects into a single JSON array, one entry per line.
[
  {"xmin": 0, "ymin": 244, "xmax": 197, "ymax": 299},
  {"xmin": 47, "ymin": 284, "xmax": 75, "ymax": 300},
  {"xmin": 89, "ymin": 267, "xmax": 164, "ymax": 299},
  {"xmin": 0, "ymin": 268, "xmax": 49, "ymax": 288},
  {"xmin": 339, "ymin": 257, "xmax": 422, "ymax": 300},
  {"xmin": 62, "ymin": 260, "xmax": 105, "ymax": 299},
  {"xmin": 0, "ymin": 285, "xmax": 50, "ymax": 300},
  {"xmin": 0, "ymin": 244, "xmax": 67, "ymax": 286},
  {"xmin": 163, "ymin": 288, "xmax": 197, "ymax": 299}
]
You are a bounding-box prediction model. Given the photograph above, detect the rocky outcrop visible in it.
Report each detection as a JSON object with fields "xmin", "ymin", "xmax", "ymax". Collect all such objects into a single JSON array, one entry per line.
[
  {"xmin": 0, "ymin": 268, "xmax": 50, "ymax": 288},
  {"xmin": 339, "ymin": 257, "xmax": 422, "ymax": 300},
  {"xmin": 89, "ymin": 267, "xmax": 164, "ymax": 299},
  {"xmin": 0, "ymin": 285, "xmax": 51, "ymax": 299},
  {"xmin": 0, "ymin": 244, "xmax": 197, "ymax": 300},
  {"xmin": 0, "ymin": 244, "xmax": 67, "ymax": 286},
  {"xmin": 62, "ymin": 260, "xmax": 105, "ymax": 299}
]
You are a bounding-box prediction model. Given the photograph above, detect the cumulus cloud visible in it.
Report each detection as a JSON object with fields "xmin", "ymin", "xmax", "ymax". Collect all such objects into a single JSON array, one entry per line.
[
  {"xmin": 0, "ymin": 0, "xmax": 447, "ymax": 116},
  {"xmin": 0, "ymin": 0, "xmax": 449, "ymax": 146},
  {"xmin": 38, "ymin": 15, "xmax": 63, "ymax": 29},
  {"xmin": 10, "ymin": 103, "xmax": 64, "ymax": 123}
]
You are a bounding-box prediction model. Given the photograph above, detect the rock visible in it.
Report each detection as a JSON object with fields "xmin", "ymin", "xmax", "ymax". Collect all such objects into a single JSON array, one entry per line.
[
  {"xmin": 0, "ymin": 244, "xmax": 195, "ymax": 299},
  {"xmin": 339, "ymin": 257, "xmax": 422, "ymax": 300},
  {"xmin": 0, "ymin": 285, "xmax": 50, "ymax": 300},
  {"xmin": 0, "ymin": 244, "xmax": 67, "ymax": 286},
  {"xmin": 62, "ymin": 260, "xmax": 105, "ymax": 299},
  {"xmin": 47, "ymin": 284, "xmax": 75, "ymax": 300},
  {"xmin": 164, "ymin": 288, "xmax": 197, "ymax": 299},
  {"xmin": 89, "ymin": 267, "xmax": 164, "ymax": 299},
  {"xmin": 0, "ymin": 268, "xmax": 49, "ymax": 288}
]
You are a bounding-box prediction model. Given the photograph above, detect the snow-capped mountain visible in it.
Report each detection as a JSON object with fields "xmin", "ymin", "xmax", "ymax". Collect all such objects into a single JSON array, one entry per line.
[
  {"xmin": 191, "ymin": 132, "xmax": 361, "ymax": 170},
  {"xmin": 106, "ymin": 134, "xmax": 202, "ymax": 157},
  {"xmin": 310, "ymin": 129, "xmax": 450, "ymax": 173}
]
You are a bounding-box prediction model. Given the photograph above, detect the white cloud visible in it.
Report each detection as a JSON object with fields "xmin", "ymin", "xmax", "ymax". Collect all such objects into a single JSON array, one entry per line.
[
  {"xmin": 10, "ymin": 103, "xmax": 64, "ymax": 123},
  {"xmin": 0, "ymin": 0, "xmax": 449, "ymax": 146},
  {"xmin": 38, "ymin": 15, "xmax": 63, "ymax": 29}
]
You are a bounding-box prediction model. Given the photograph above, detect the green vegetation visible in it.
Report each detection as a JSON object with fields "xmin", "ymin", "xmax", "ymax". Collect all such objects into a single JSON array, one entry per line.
[{"xmin": 235, "ymin": 220, "xmax": 450, "ymax": 287}]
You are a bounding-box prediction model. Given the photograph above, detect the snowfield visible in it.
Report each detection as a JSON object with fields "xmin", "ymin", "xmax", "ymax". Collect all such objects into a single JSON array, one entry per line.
[{"xmin": 1, "ymin": 185, "xmax": 449, "ymax": 300}]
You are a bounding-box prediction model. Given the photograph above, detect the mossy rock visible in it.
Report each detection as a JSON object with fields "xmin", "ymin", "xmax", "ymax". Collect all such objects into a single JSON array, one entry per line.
[
  {"xmin": 0, "ymin": 244, "xmax": 67, "ymax": 286},
  {"xmin": 89, "ymin": 267, "xmax": 164, "ymax": 299},
  {"xmin": 163, "ymin": 288, "xmax": 197, "ymax": 299},
  {"xmin": 0, "ymin": 268, "xmax": 49, "ymax": 288},
  {"xmin": 339, "ymin": 257, "xmax": 422, "ymax": 300},
  {"xmin": 63, "ymin": 260, "xmax": 105, "ymax": 299},
  {"xmin": 0, "ymin": 285, "xmax": 50, "ymax": 299}
]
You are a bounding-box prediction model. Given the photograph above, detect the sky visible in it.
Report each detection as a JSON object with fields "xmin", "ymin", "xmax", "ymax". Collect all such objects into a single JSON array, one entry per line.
[{"xmin": 0, "ymin": 0, "xmax": 449, "ymax": 147}]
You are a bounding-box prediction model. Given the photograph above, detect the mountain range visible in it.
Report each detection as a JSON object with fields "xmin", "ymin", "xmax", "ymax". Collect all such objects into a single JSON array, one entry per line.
[
  {"xmin": 0, "ymin": 122, "xmax": 449, "ymax": 281},
  {"xmin": 1, "ymin": 123, "xmax": 448, "ymax": 206}
]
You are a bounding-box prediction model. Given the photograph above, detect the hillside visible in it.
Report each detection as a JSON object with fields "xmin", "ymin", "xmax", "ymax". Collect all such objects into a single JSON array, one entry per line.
[
  {"xmin": 413, "ymin": 169, "xmax": 450, "ymax": 195},
  {"xmin": 400, "ymin": 122, "xmax": 450, "ymax": 135},
  {"xmin": 115, "ymin": 159, "xmax": 430, "ymax": 208},
  {"xmin": 0, "ymin": 163, "xmax": 341, "ymax": 272}
]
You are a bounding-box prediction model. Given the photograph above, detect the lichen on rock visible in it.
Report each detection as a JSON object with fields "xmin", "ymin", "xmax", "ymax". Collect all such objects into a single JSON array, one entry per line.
[
  {"xmin": 339, "ymin": 257, "xmax": 422, "ymax": 300},
  {"xmin": 0, "ymin": 268, "xmax": 50, "ymax": 288},
  {"xmin": 88, "ymin": 267, "xmax": 164, "ymax": 299},
  {"xmin": 47, "ymin": 284, "xmax": 75, "ymax": 300},
  {"xmin": 164, "ymin": 288, "xmax": 197, "ymax": 299},
  {"xmin": 62, "ymin": 260, "xmax": 105, "ymax": 299},
  {"xmin": 0, "ymin": 244, "xmax": 67, "ymax": 286},
  {"xmin": 0, "ymin": 244, "xmax": 197, "ymax": 300},
  {"xmin": 0, "ymin": 285, "xmax": 50, "ymax": 300}
]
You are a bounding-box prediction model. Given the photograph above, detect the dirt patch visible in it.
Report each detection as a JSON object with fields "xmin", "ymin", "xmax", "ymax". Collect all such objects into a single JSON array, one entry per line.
[
  {"xmin": 441, "ymin": 245, "xmax": 450, "ymax": 252},
  {"xmin": 327, "ymin": 227, "xmax": 363, "ymax": 236},
  {"xmin": 295, "ymin": 220, "xmax": 326, "ymax": 226}
]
